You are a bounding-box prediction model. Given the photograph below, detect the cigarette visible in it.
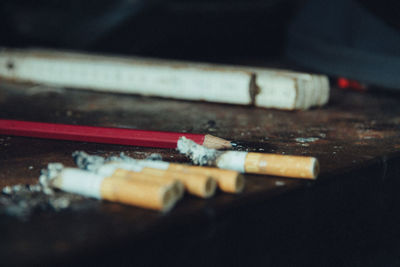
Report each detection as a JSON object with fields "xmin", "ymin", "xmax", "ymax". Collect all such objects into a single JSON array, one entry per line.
[
  {"xmin": 43, "ymin": 165, "xmax": 179, "ymax": 212},
  {"xmin": 102, "ymin": 162, "xmax": 217, "ymax": 198},
  {"xmin": 99, "ymin": 164, "xmax": 184, "ymax": 199},
  {"xmin": 73, "ymin": 151, "xmax": 234, "ymax": 195},
  {"xmin": 216, "ymin": 152, "xmax": 319, "ymax": 179},
  {"xmin": 74, "ymin": 151, "xmax": 243, "ymax": 194},
  {"xmin": 140, "ymin": 160, "xmax": 245, "ymax": 193},
  {"xmin": 140, "ymin": 168, "xmax": 216, "ymax": 198},
  {"xmin": 177, "ymin": 137, "xmax": 319, "ymax": 179},
  {"xmin": 111, "ymin": 168, "xmax": 185, "ymax": 200},
  {"xmin": 168, "ymin": 164, "xmax": 245, "ymax": 193}
]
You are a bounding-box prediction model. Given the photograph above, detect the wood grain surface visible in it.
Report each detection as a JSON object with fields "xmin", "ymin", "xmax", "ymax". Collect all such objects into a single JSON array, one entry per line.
[{"xmin": 1, "ymin": 80, "xmax": 400, "ymax": 266}]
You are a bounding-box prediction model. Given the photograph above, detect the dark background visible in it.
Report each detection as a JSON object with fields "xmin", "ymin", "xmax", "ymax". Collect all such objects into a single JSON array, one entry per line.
[
  {"xmin": 0, "ymin": 0, "xmax": 298, "ymax": 63},
  {"xmin": 1, "ymin": 0, "xmax": 399, "ymax": 86}
]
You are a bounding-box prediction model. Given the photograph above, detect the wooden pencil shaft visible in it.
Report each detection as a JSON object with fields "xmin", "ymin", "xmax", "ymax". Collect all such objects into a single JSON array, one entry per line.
[{"xmin": 0, "ymin": 119, "xmax": 230, "ymax": 149}]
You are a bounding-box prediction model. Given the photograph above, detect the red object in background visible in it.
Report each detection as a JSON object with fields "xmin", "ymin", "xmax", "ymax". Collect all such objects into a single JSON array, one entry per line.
[
  {"xmin": 0, "ymin": 119, "xmax": 205, "ymax": 149},
  {"xmin": 337, "ymin": 77, "xmax": 367, "ymax": 92}
]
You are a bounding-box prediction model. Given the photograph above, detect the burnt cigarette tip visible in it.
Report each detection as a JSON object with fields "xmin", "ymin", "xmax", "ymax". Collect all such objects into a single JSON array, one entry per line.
[
  {"xmin": 311, "ymin": 158, "xmax": 320, "ymax": 179},
  {"xmin": 235, "ymin": 174, "xmax": 245, "ymax": 193},
  {"xmin": 204, "ymin": 178, "xmax": 217, "ymax": 198}
]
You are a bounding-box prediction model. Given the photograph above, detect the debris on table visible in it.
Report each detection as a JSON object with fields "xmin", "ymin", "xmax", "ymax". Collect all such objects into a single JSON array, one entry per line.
[{"xmin": 0, "ymin": 182, "xmax": 92, "ymax": 220}]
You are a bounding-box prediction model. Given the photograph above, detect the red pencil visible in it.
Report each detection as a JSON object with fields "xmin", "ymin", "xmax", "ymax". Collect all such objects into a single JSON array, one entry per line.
[{"xmin": 0, "ymin": 119, "xmax": 232, "ymax": 149}]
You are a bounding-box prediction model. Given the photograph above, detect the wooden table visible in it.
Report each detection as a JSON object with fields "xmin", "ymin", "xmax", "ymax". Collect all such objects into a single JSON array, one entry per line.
[{"xmin": 1, "ymin": 80, "xmax": 400, "ymax": 266}]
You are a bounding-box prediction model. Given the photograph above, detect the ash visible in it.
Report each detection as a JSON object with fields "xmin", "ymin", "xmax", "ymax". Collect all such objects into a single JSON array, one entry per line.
[
  {"xmin": 73, "ymin": 151, "xmax": 106, "ymax": 171},
  {"xmin": 115, "ymin": 152, "xmax": 162, "ymax": 162},
  {"xmin": 177, "ymin": 137, "xmax": 220, "ymax": 165},
  {"xmin": 74, "ymin": 151, "xmax": 140, "ymax": 172},
  {"xmin": 146, "ymin": 153, "xmax": 163, "ymax": 161},
  {"xmin": 0, "ymin": 183, "xmax": 89, "ymax": 220},
  {"xmin": 108, "ymin": 152, "xmax": 138, "ymax": 163},
  {"xmin": 295, "ymin": 137, "xmax": 319, "ymax": 143},
  {"xmin": 0, "ymin": 162, "xmax": 98, "ymax": 220}
]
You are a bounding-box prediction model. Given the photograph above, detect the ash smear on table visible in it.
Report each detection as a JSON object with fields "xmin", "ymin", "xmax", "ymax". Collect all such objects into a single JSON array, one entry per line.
[
  {"xmin": 0, "ymin": 183, "xmax": 93, "ymax": 220},
  {"xmin": 26, "ymin": 85, "xmax": 66, "ymax": 95},
  {"xmin": 73, "ymin": 151, "xmax": 166, "ymax": 173},
  {"xmin": 0, "ymin": 136, "xmax": 11, "ymax": 147},
  {"xmin": 295, "ymin": 137, "xmax": 320, "ymax": 143},
  {"xmin": 203, "ymin": 119, "xmax": 217, "ymax": 132},
  {"xmin": 177, "ymin": 137, "xmax": 220, "ymax": 165},
  {"xmin": 109, "ymin": 152, "xmax": 163, "ymax": 163},
  {"xmin": 146, "ymin": 153, "xmax": 163, "ymax": 161},
  {"xmin": 231, "ymin": 140, "xmax": 276, "ymax": 152}
]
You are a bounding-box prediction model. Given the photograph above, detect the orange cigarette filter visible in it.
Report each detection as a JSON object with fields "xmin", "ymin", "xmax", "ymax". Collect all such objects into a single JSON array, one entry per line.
[
  {"xmin": 140, "ymin": 167, "xmax": 217, "ymax": 198},
  {"xmin": 100, "ymin": 176, "xmax": 177, "ymax": 211},
  {"xmin": 112, "ymin": 168, "xmax": 185, "ymax": 200},
  {"xmin": 245, "ymin": 153, "xmax": 319, "ymax": 179},
  {"xmin": 99, "ymin": 162, "xmax": 217, "ymax": 198},
  {"xmin": 216, "ymin": 151, "xmax": 319, "ymax": 179},
  {"xmin": 167, "ymin": 164, "xmax": 245, "ymax": 193}
]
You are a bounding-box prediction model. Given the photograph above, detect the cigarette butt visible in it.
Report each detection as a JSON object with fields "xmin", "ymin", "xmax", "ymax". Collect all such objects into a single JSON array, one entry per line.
[
  {"xmin": 97, "ymin": 162, "xmax": 216, "ymax": 198},
  {"xmin": 168, "ymin": 163, "xmax": 245, "ymax": 193},
  {"xmin": 140, "ymin": 167, "xmax": 217, "ymax": 198},
  {"xmin": 244, "ymin": 153, "xmax": 319, "ymax": 179},
  {"xmin": 112, "ymin": 168, "xmax": 185, "ymax": 200},
  {"xmin": 51, "ymin": 168, "xmax": 178, "ymax": 212},
  {"xmin": 216, "ymin": 151, "xmax": 319, "ymax": 179},
  {"xmin": 100, "ymin": 176, "xmax": 177, "ymax": 212}
]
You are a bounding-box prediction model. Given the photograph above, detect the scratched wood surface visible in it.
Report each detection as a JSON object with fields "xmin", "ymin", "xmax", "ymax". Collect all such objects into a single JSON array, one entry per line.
[{"xmin": 1, "ymin": 80, "xmax": 400, "ymax": 266}]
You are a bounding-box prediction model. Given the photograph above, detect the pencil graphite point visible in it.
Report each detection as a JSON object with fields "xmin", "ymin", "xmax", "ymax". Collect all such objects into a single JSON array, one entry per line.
[{"xmin": 230, "ymin": 142, "xmax": 238, "ymax": 148}]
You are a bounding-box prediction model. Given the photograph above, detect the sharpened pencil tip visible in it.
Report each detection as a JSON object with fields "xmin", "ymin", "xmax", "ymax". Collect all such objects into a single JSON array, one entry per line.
[{"xmin": 203, "ymin": 134, "xmax": 232, "ymax": 150}]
